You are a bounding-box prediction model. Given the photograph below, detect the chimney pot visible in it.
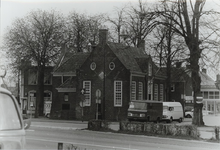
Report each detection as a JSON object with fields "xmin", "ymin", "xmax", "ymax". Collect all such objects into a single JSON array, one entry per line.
[{"xmin": 202, "ymin": 68, "xmax": 207, "ymax": 74}]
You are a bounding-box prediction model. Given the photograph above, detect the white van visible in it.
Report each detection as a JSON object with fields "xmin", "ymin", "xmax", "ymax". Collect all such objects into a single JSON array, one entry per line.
[{"xmin": 162, "ymin": 102, "xmax": 184, "ymax": 123}]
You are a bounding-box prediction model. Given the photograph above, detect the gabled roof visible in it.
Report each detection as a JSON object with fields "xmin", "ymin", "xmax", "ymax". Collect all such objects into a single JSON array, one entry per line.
[
  {"xmin": 200, "ymin": 71, "xmax": 217, "ymax": 89},
  {"xmin": 160, "ymin": 67, "xmax": 190, "ymax": 82},
  {"xmin": 53, "ymin": 52, "xmax": 90, "ymax": 74},
  {"xmin": 107, "ymin": 42, "xmax": 149, "ymax": 73}
]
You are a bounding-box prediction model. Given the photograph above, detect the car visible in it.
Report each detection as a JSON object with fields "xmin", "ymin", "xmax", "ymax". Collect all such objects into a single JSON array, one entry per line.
[
  {"xmin": 185, "ymin": 109, "xmax": 214, "ymax": 118},
  {"xmin": 0, "ymin": 87, "xmax": 26, "ymax": 149}
]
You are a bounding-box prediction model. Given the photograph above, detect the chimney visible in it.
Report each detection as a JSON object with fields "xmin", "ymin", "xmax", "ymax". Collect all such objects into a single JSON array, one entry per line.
[
  {"xmin": 99, "ymin": 29, "xmax": 108, "ymax": 45},
  {"xmin": 217, "ymin": 74, "xmax": 220, "ymax": 82},
  {"xmin": 138, "ymin": 40, "xmax": 145, "ymax": 51},
  {"xmin": 202, "ymin": 68, "xmax": 207, "ymax": 74},
  {"xmin": 176, "ymin": 61, "xmax": 182, "ymax": 68}
]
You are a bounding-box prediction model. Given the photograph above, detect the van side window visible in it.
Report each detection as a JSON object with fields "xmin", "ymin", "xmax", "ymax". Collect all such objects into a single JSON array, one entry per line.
[{"xmin": 169, "ymin": 107, "xmax": 174, "ymax": 111}]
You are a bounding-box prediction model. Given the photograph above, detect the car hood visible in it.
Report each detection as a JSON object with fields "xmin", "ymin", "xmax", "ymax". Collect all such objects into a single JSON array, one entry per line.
[{"xmin": 0, "ymin": 130, "xmax": 26, "ymax": 149}]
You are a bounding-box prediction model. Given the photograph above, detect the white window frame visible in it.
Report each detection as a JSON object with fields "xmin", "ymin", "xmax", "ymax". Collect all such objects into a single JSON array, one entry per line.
[
  {"xmin": 90, "ymin": 62, "xmax": 96, "ymax": 70},
  {"xmin": 159, "ymin": 84, "xmax": 164, "ymax": 101},
  {"xmin": 131, "ymin": 81, "xmax": 136, "ymax": 100},
  {"xmin": 83, "ymin": 81, "xmax": 91, "ymax": 106},
  {"xmin": 148, "ymin": 80, "xmax": 153, "ymax": 100},
  {"xmin": 148, "ymin": 63, "xmax": 152, "ymax": 76},
  {"xmin": 154, "ymin": 84, "xmax": 158, "ymax": 101},
  {"xmin": 138, "ymin": 82, "xmax": 143, "ymax": 100},
  {"xmin": 109, "ymin": 62, "xmax": 115, "ymax": 70},
  {"xmin": 114, "ymin": 81, "xmax": 122, "ymax": 107}
]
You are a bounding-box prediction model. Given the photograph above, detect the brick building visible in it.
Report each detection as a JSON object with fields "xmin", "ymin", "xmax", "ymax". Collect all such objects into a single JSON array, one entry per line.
[
  {"xmin": 50, "ymin": 29, "xmax": 166, "ymax": 121},
  {"xmin": 20, "ymin": 66, "xmax": 53, "ymax": 116}
]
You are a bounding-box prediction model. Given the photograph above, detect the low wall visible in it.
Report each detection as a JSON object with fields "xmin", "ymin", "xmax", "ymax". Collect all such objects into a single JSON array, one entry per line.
[
  {"xmin": 88, "ymin": 120, "xmax": 200, "ymax": 139},
  {"xmin": 119, "ymin": 121, "xmax": 200, "ymax": 138}
]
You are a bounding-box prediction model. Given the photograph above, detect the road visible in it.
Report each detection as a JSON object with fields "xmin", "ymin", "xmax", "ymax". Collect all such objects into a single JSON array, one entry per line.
[{"xmin": 25, "ymin": 119, "xmax": 220, "ymax": 150}]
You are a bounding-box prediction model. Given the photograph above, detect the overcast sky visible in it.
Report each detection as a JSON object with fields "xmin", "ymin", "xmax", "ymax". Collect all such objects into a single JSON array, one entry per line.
[
  {"xmin": 0, "ymin": 0, "xmax": 139, "ymax": 43},
  {"xmin": 0, "ymin": 0, "xmax": 220, "ymax": 81}
]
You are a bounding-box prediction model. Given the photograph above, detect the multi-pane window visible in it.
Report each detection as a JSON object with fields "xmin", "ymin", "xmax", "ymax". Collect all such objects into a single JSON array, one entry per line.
[
  {"xmin": 138, "ymin": 82, "xmax": 143, "ymax": 100},
  {"xmin": 148, "ymin": 80, "xmax": 153, "ymax": 100},
  {"xmin": 159, "ymin": 84, "xmax": 164, "ymax": 101},
  {"xmin": 154, "ymin": 84, "xmax": 158, "ymax": 101},
  {"xmin": 201, "ymin": 91, "xmax": 219, "ymax": 99},
  {"xmin": 44, "ymin": 91, "xmax": 52, "ymax": 101},
  {"xmin": 148, "ymin": 63, "xmax": 152, "ymax": 76},
  {"xmin": 28, "ymin": 69, "xmax": 37, "ymax": 85},
  {"xmin": 29, "ymin": 91, "xmax": 36, "ymax": 109},
  {"xmin": 114, "ymin": 81, "xmax": 122, "ymax": 106},
  {"xmin": 215, "ymin": 92, "xmax": 219, "ymax": 99},
  {"xmin": 44, "ymin": 71, "xmax": 52, "ymax": 85},
  {"xmin": 131, "ymin": 81, "xmax": 136, "ymax": 100},
  {"xmin": 83, "ymin": 81, "xmax": 91, "ymax": 106},
  {"xmin": 203, "ymin": 92, "xmax": 208, "ymax": 99},
  {"xmin": 64, "ymin": 93, "xmax": 69, "ymax": 101}
]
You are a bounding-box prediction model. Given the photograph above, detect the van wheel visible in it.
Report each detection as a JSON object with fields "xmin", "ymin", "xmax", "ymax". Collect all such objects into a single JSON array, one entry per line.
[
  {"xmin": 169, "ymin": 117, "xmax": 173, "ymax": 123},
  {"xmin": 156, "ymin": 118, "xmax": 160, "ymax": 124},
  {"xmin": 147, "ymin": 116, "xmax": 150, "ymax": 122},
  {"xmin": 179, "ymin": 118, "xmax": 182, "ymax": 123}
]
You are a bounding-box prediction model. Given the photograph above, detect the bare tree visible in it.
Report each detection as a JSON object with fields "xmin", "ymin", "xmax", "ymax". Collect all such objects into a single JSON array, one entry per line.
[
  {"xmin": 151, "ymin": 22, "xmax": 188, "ymax": 102},
  {"xmin": 4, "ymin": 10, "xmax": 65, "ymax": 117},
  {"xmin": 157, "ymin": 0, "xmax": 220, "ymax": 125},
  {"xmin": 65, "ymin": 12, "xmax": 105, "ymax": 52},
  {"xmin": 106, "ymin": 6, "xmax": 126, "ymax": 43},
  {"xmin": 122, "ymin": 0, "xmax": 157, "ymax": 47}
]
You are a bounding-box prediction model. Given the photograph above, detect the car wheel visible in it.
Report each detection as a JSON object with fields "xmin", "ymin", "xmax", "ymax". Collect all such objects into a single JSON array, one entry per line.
[
  {"xmin": 186, "ymin": 114, "xmax": 192, "ymax": 118},
  {"xmin": 179, "ymin": 118, "xmax": 182, "ymax": 123},
  {"xmin": 155, "ymin": 117, "xmax": 160, "ymax": 124}
]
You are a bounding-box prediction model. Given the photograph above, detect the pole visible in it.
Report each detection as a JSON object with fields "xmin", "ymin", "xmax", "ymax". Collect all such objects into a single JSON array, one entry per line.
[
  {"xmin": 96, "ymin": 102, "xmax": 98, "ymax": 120},
  {"xmin": 82, "ymin": 100, "xmax": 84, "ymax": 122},
  {"xmin": 58, "ymin": 143, "xmax": 63, "ymax": 150}
]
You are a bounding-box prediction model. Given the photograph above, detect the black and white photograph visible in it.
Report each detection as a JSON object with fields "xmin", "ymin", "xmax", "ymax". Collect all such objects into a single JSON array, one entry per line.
[{"xmin": 0, "ymin": 0, "xmax": 220, "ymax": 149}]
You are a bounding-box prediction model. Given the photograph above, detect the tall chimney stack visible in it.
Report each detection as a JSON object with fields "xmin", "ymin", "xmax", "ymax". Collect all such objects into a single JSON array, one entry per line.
[{"xmin": 99, "ymin": 29, "xmax": 108, "ymax": 45}]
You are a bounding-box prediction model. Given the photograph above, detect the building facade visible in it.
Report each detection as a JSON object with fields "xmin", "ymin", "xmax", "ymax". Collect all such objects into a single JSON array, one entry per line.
[
  {"xmin": 50, "ymin": 29, "xmax": 166, "ymax": 121},
  {"xmin": 200, "ymin": 70, "xmax": 220, "ymax": 115},
  {"xmin": 20, "ymin": 66, "xmax": 53, "ymax": 116}
]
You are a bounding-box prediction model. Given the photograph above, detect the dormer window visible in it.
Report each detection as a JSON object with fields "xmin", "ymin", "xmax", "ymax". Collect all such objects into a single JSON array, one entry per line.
[
  {"xmin": 90, "ymin": 62, "xmax": 96, "ymax": 70},
  {"xmin": 109, "ymin": 62, "xmax": 115, "ymax": 70}
]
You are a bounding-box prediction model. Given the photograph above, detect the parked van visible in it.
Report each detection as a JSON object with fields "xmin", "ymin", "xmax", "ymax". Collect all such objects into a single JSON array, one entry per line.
[
  {"xmin": 162, "ymin": 102, "xmax": 184, "ymax": 123},
  {"xmin": 127, "ymin": 100, "xmax": 163, "ymax": 122}
]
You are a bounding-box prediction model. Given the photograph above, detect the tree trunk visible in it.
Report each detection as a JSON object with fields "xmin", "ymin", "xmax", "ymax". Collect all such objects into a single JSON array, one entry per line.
[
  {"xmin": 35, "ymin": 65, "xmax": 45, "ymax": 118},
  {"xmin": 189, "ymin": 42, "xmax": 204, "ymax": 126}
]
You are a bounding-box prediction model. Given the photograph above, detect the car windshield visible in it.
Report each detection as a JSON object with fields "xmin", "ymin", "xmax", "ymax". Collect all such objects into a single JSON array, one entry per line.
[
  {"xmin": 129, "ymin": 102, "xmax": 147, "ymax": 110},
  {"xmin": 0, "ymin": 93, "xmax": 21, "ymax": 130}
]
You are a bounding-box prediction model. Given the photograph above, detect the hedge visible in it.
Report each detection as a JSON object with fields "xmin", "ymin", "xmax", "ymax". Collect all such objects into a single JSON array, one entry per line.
[{"xmin": 88, "ymin": 120, "xmax": 200, "ymax": 138}]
